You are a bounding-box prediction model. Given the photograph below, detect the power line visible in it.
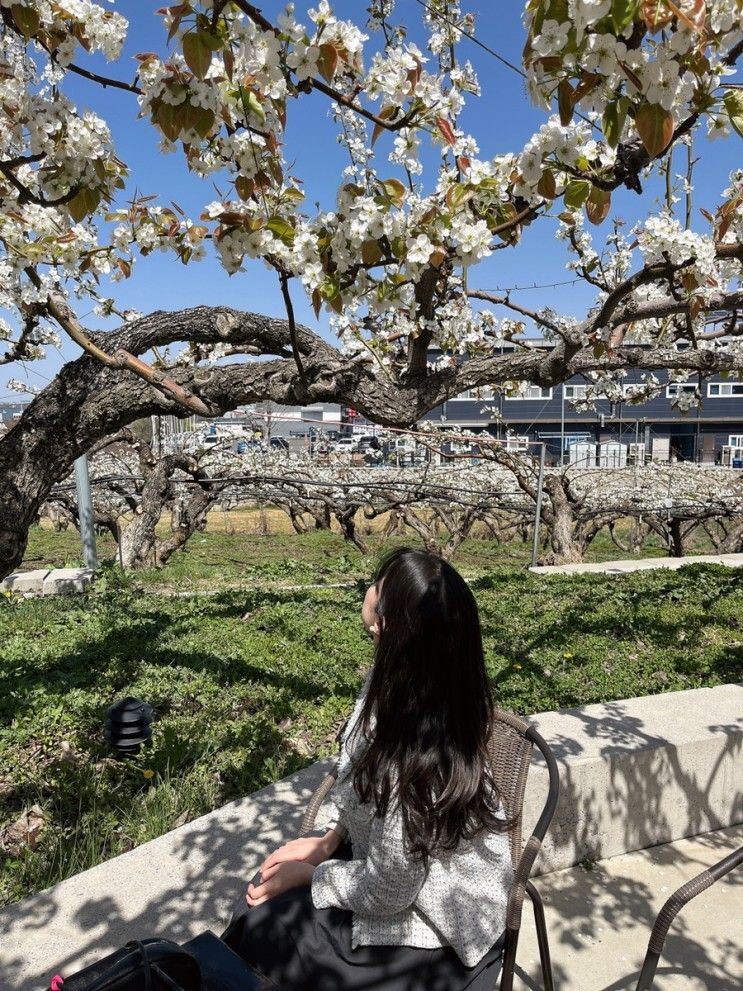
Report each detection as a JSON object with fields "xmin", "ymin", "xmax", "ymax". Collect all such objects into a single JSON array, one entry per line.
[
  {"xmin": 413, "ymin": 0, "xmax": 526, "ymax": 78},
  {"xmin": 413, "ymin": 0, "xmax": 599, "ymax": 131},
  {"xmin": 489, "ymin": 278, "xmax": 582, "ymax": 293}
]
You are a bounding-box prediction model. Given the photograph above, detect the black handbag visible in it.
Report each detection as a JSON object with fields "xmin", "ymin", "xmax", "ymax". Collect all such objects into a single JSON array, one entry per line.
[{"xmin": 49, "ymin": 938, "xmax": 202, "ymax": 991}]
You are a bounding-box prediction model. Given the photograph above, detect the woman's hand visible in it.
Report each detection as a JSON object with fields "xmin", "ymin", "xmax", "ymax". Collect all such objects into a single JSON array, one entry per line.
[
  {"xmin": 261, "ymin": 829, "xmax": 342, "ymax": 873},
  {"xmin": 246, "ymin": 860, "xmax": 315, "ymax": 907}
]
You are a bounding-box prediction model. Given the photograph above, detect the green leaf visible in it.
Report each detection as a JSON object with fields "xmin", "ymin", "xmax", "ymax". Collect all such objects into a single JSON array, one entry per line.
[
  {"xmin": 585, "ymin": 185, "xmax": 611, "ymax": 226},
  {"xmin": 611, "ymin": 0, "xmax": 639, "ymax": 33},
  {"xmin": 317, "ymin": 43, "xmax": 339, "ymax": 83},
  {"xmin": 154, "ymin": 102, "xmax": 182, "ymax": 142},
  {"xmin": 723, "ymin": 90, "xmax": 743, "ymax": 140},
  {"xmin": 564, "ymin": 179, "xmax": 591, "ymax": 210},
  {"xmin": 445, "ymin": 183, "xmax": 474, "ymax": 211},
  {"xmin": 183, "ymin": 31, "xmax": 213, "ymax": 80},
  {"xmin": 379, "ymin": 178, "xmax": 406, "ymax": 207},
  {"xmin": 266, "ymin": 217, "xmax": 295, "ymax": 244},
  {"xmin": 361, "ymin": 240, "xmax": 383, "ymax": 265},
  {"xmin": 11, "ymin": 4, "xmax": 40, "ymax": 39},
  {"xmin": 635, "ymin": 101, "xmax": 673, "ymax": 157},
  {"xmin": 200, "ymin": 29, "xmax": 224, "ymax": 51},
  {"xmin": 312, "ymin": 288, "xmax": 322, "ymax": 319},
  {"xmin": 240, "ymin": 87, "xmax": 266, "ymax": 125},
  {"xmin": 602, "ymin": 97, "xmax": 629, "ymax": 149},
  {"xmin": 67, "ymin": 187, "xmax": 101, "ymax": 223},
  {"xmin": 558, "ymin": 78, "xmax": 574, "ymax": 126},
  {"xmin": 195, "ymin": 108, "xmax": 215, "ymax": 139}
]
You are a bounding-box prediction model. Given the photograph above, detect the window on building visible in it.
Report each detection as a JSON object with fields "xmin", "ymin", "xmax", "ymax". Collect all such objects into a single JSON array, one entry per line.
[
  {"xmin": 667, "ymin": 383, "xmax": 697, "ymax": 398},
  {"xmin": 708, "ymin": 382, "xmax": 743, "ymax": 398},
  {"xmin": 507, "ymin": 385, "xmax": 553, "ymax": 400},
  {"xmin": 563, "ymin": 384, "xmax": 588, "ymax": 400},
  {"xmin": 621, "ymin": 384, "xmax": 648, "ymax": 402},
  {"xmin": 729, "ymin": 435, "xmax": 743, "ymax": 447},
  {"xmin": 563, "ymin": 384, "xmax": 618, "ymax": 401},
  {"xmin": 451, "ymin": 388, "xmax": 495, "ymax": 401}
]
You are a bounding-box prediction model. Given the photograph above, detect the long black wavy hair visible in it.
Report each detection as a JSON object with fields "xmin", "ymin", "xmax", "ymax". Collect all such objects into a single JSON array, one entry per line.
[{"xmin": 351, "ymin": 547, "xmax": 511, "ymax": 862}]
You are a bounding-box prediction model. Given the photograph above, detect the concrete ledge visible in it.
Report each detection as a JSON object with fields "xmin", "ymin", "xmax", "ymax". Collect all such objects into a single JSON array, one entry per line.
[
  {"xmin": 529, "ymin": 552, "xmax": 743, "ymax": 576},
  {"xmin": 43, "ymin": 567, "xmax": 94, "ymax": 595},
  {"xmin": 1, "ymin": 685, "xmax": 741, "ymax": 990},
  {"xmin": 521, "ymin": 683, "xmax": 743, "ymax": 873},
  {"xmin": 0, "ymin": 567, "xmax": 93, "ymax": 597},
  {"xmin": 1, "ymin": 569, "xmax": 50, "ymax": 594}
]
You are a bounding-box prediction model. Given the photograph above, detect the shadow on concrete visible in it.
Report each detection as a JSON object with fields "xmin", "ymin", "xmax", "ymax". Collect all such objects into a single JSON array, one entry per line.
[{"xmin": 537, "ymin": 835, "xmax": 743, "ymax": 991}]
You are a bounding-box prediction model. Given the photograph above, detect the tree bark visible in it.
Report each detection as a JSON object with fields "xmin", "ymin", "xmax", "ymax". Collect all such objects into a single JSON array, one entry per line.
[
  {"xmin": 540, "ymin": 475, "xmax": 585, "ymax": 565},
  {"xmin": 718, "ymin": 519, "xmax": 743, "ymax": 553}
]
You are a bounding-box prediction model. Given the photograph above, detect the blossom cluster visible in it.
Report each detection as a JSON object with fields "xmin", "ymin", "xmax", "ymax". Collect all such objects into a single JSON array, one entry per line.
[{"xmin": 2, "ymin": 0, "xmax": 743, "ymax": 400}]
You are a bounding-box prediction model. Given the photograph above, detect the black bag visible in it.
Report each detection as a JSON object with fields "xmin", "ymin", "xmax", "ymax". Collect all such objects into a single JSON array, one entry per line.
[
  {"xmin": 50, "ymin": 938, "xmax": 201, "ymax": 991},
  {"xmin": 183, "ymin": 930, "xmax": 280, "ymax": 990}
]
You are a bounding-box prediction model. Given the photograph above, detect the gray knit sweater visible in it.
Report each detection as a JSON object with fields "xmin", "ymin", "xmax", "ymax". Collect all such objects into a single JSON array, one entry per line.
[{"xmin": 311, "ymin": 674, "xmax": 514, "ymax": 968}]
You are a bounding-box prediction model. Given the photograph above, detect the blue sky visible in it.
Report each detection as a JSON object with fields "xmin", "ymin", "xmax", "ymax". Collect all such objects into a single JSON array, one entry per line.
[{"xmin": 7, "ymin": 0, "xmax": 743, "ymax": 399}]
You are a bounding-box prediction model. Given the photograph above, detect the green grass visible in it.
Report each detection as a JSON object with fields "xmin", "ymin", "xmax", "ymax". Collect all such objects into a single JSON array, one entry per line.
[{"xmin": 1, "ymin": 527, "xmax": 740, "ymax": 907}]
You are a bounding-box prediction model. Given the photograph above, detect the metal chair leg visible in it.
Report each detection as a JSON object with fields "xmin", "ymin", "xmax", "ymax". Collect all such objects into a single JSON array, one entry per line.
[
  {"xmin": 526, "ymin": 880, "xmax": 555, "ymax": 991},
  {"xmin": 635, "ymin": 950, "xmax": 661, "ymax": 991},
  {"xmin": 499, "ymin": 927, "xmax": 520, "ymax": 991}
]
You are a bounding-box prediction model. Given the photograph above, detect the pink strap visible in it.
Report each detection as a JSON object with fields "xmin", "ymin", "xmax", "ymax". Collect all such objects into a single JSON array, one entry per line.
[{"xmin": 50, "ymin": 977, "xmax": 64, "ymax": 990}]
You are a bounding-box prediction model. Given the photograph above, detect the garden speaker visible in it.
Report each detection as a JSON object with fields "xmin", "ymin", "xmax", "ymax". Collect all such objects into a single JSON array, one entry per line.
[
  {"xmin": 104, "ymin": 697, "xmax": 153, "ymax": 756},
  {"xmin": 48, "ymin": 938, "xmax": 201, "ymax": 991}
]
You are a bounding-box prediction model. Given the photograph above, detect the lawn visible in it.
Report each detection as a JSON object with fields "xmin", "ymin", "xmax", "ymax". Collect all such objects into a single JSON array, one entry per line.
[{"xmin": 1, "ymin": 523, "xmax": 741, "ymax": 907}]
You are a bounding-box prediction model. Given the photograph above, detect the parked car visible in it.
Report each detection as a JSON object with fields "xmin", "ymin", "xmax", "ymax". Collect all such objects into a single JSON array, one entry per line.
[
  {"xmin": 236, "ymin": 439, "xmax": 265, "ymax": 453},
  {"xmin": 334, "ymin": 438, "xmax": 355, "ymax": 454},
  {"xmin": 269, "ymin": 436, "xmax": 289, "ymax": 451},
  {"xmin": 356, "ymin": 435, "xmax": 381, "ymax": 453}
]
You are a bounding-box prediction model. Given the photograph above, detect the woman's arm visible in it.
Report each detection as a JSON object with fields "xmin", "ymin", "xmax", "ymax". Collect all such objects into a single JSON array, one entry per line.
[
  {"xmin": 261, "ymin": 827, "xmax": 343, "ymax": 872},
  {"xmin": 311, "ymin": 803, "xmax": 426, "ymax": 918}
]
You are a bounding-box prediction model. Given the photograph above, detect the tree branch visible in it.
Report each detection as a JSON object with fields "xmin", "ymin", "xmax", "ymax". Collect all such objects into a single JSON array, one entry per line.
[{"xmin": 24, "ymin": 268, "xmax": 215, "ymax": 417}]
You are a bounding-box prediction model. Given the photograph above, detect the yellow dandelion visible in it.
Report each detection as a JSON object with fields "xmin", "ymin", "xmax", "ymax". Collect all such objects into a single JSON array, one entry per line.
[{"xmin": 142, "ymin": 769, "xmax": 155, "ymax": 781}]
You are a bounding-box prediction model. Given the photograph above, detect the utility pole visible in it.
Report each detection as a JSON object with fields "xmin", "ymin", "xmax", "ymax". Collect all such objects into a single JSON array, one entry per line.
[
  {"xmin": 74, "ymin": 454, "xmax": 98, "ymax": 571},
  {"xmin": 559, "ymin": 385, "xmax": 565, "ymax": 466},
  {"xmin": 634, "ymin": 420, "xmax": 640, "ymax": 482},
  {"xmin": 531, "ymin": 443, "xmax": 546, "ymax": 569}
]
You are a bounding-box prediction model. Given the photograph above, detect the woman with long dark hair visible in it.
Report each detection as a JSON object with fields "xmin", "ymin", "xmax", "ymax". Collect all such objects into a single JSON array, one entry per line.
[{"xmin": 223, "ymin": 547, "xmax": 514, "ymax": 989}]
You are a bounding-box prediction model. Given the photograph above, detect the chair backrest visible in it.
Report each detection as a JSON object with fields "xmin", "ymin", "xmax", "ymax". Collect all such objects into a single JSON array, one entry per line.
[{"xmin": 487, "ymin": 708, "xmax": 535, "ymax": 868}]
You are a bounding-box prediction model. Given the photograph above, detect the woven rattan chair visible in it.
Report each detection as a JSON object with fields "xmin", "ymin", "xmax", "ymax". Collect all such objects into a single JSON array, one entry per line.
[
  {"xmin": 301, "ymin": 708, "xmax": 560, "ymax": 991},
  {"xmin": 634, "ymin": 841, "xmax": 743, "ymax": 991}
]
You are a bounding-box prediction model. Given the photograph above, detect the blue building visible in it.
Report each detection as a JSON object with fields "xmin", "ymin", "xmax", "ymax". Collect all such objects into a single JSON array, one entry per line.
[{"xmin": 418, "ymin": 346, "xmax": 743, "ymax": 465}]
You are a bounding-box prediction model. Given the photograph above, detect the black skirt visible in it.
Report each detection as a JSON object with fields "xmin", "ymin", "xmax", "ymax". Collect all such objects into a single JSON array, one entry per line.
[{"xmin": 222, "ymin": 848, "xmax": 504, "ymax": 991}]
